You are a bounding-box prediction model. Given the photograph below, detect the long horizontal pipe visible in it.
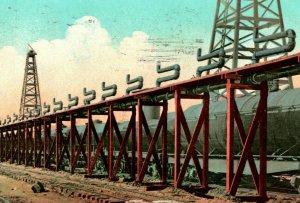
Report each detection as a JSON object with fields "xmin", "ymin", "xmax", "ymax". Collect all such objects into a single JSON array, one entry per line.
[{"xmin": 1, "ymin": 53, "xmax": 300, "ymax": 127}]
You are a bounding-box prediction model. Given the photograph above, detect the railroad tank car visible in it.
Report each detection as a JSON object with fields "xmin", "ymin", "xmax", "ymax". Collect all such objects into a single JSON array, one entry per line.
[
  {"xmin": 53, "ymin": 88, "xmax": 300, "ymax": 158},
  {"xmin": 175, "ymin": 88, "xmax": 300, "ymax": 157}
]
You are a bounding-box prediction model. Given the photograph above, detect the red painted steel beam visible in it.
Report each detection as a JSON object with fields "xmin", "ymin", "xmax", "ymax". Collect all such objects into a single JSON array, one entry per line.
[
  {"xmin": 112, "ymin": 110, "xmax": 135, "ymax": 178},
  {"xmin": 36, "ymin": 123, "xmax": 44, "ymax": 167},
  {"xmin": 225, "ymin": 77, "xmax": 268, "ymax": 201},
  {"xmin": 137, "ymin": 98, "xmax": 143, "ymax": 181},
  {"xmin": 174, "ymin": 92, "xmax": 209, "ymax": 189},
  {"xmin": 131, "ymin": 107, "xmax": 137, "ymax": 179},
  {"xmin": 33, "ymin": 121, "xmax": 38, "ymax": 167},
  {"xmin": 137, "ymin": 102, "xmax": 167, "ymax": 182},
  {"xmin": 29, "ymin": 124, "xmax": 34, "ymax": 166},
  {"xmin": 71, "ymin": 124, "xmax": 87, "ymax": 173},
  {"xmin": 87, "ymin": 110, "xmax": 92, "ymax": 176},
  {"xmin": 17, "ymin": 125, "xmax": 20, "ymax": 164},
  {"xmin": 233, "ymin": 101, "xmax": 259, "ymax": 191},
  {"xmin": 229, "ymin": 86, "xmax": 265, "ymax": 195},
  {"xmin": 55, "ymin": 116, "xmax": 62, "ymax": 171},
  {"xmin": 43, "ymin": 119, "xmax": 51, "ymax": 168},
  {"xmin": 57, "ymin": 130, "xmax": 71, "ymax": 170},
  {"xmin": 24, "ymin": 123, "xmax": 28, "ymax": 165},
  {"xmin": 88, "ymin": 119, "xmax": 109, "ymax": 175},
  {"xmin": 141, "ymin": 108, "xmax": 163, "ymax": 177},
  {"xmin": 202, "ymin": 92, "xmax": 209, "ymax": 189},
  {"xmin": 259, "ymin": 81, "xmax": 268, "ymax": 199},
  {"xmin": 161, "ymin": 100, "xmax": 168, "ymax": 183},
  {"xmin": 108, "ymin": 106, "xmax": 114, "ymax": 179},
  {"xmin": 111, "ymin": 113, "xmax": 132, "ymax": 174},
  {"xmin": 174, "ymin": 90, "xmax": 181, "ymax": 187},
  {"xmin": 10, "ymin": 126, "xmax": 14, "ymax": 163},
  {"xmin": 70, "ymin": 113, "xmax": 75, "ymax": 173},
  {"xmin": 0, "ymin": 128, "xmax": 2, "ymax": 162},
  {"xmin": 226, "ymin": 79, "xmax": 235, "ymax": 192},
  {"xmin": 5, "ymin": 128, "xmax": 9, "ymax": 162},
  {"xmin": 12, "ymin": 126, "xmax": 18, "ymax": 163}
]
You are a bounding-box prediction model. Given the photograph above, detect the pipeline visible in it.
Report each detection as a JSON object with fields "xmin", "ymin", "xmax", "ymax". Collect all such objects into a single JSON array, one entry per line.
[
  {"xmin": 68, "ymin": 94, "xmax": 79, "ymax": 109},
  {"xmin": 53, "ymin": 98, "xmax": 63, "ymax": 113},
  {"xmin": 192, "ymin": 65, "xmax": 300, "ymax": 95},
  {"xmin": 102, "ymin": 82, "xmax": 117, "ymax": 101},
  {"xmin": 196, "ymin": 48, "xmax": 225, "ymax": 76},
  {"xmin": 156, "ymin": 62, "xmax": 180, "ymax": 87},
  {"xmin": 253, "ymin": 29, "xmax": 296, "ymax": 62},
  {"xmin": 83, "ymin": 88, "xmax": 96, "ymax": 105},
  {"xmin": 126, "ymin": 74, "xmax": 143, "ymax": 95},
  {"xmin": 97, "ymin": 65, "xmax": 300, "ymax": 104},
  {"xmin": 244, "ymin": 65, "xmax": 300, "ymax": 85}
]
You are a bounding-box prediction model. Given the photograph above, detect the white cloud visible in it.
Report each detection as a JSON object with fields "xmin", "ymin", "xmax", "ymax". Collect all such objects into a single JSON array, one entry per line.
[
  {"xmin": 0, "ymin": 46, "xmax": 24, "ymax": 119},
  {"xmin": 0, "ymin": 16, "xmax": 163, "ymax": 118}
]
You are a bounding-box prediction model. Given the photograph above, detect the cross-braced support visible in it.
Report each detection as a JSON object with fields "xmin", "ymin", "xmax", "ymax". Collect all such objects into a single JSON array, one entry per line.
[
  {"xmin": 43, "ymin": 119, "xmax": 52, "ymax": 168},
  {"xmin": 10, "ymin": 126, "xmax": 18, "ymax": 164},
  {"xmin": 107, "ymin": 106, "xmax": 133, "ymax": 180},
  {"xmin": 174, "ymin": 90, "xmax": 209, "ymax": 189},
  {"xmin": 69, "ymin": 116, "xmax": 88, "ymax": 173},
  {"xmin": 5, "ymin": 128, "xmax": 11, "ymax": 161},
  {"xmin": 24, "ymin": 122, "xmax": 34, "ymax": 166},
  {"xmin": 56, "ymin": 118, "xmax": 70, "ymax": 171},
  {"xmin": 225, "ymin": 74, "xmax": 268, "ymax": 201},
  {"xmin": 136, "ymin": 99, "xmax": 168, "ymax": 183},
  {"xmin": 17, "ymin": 123, "xmax": 25, "ymax": 165},
  {"xmin": 86, "ymin": 111, "xmax": 109, "ymax": 176},
  {"xmin": 33, "ymin": 121, "xmax": 43, "ymax": 167}
]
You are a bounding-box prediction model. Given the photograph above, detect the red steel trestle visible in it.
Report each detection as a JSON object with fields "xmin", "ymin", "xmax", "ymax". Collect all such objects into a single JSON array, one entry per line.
[
  {"xmin": 174, "ymin": 90, "xmax": 209, "ymax": 189},
  {"xmin": 107, "ymin": 106, "xmax": 135, "ymax": 180},
  {"xmin": 137, "ymin": 99, "xmax": 168, "ymax": 183},
  {"xmin": 225, "ymin": 74, "xmax": 268, "ymax": 201}
]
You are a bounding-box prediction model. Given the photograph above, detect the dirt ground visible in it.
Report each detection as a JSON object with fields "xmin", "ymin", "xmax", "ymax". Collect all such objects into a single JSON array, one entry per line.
[
  {"xmin": 0, "ymin": 163, "xmax": 300, "ymax": 203},
  {"xmin": 0, "ymin": 175, "xmax": 84, "ymax": 203}
]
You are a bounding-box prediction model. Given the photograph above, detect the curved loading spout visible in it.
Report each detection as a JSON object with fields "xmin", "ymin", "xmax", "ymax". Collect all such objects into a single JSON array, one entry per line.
[
  {"xmin": 30, "ymin": 107, "xmax": 40, "ymax": 117},
  {"xmin": 196, "ymin": 49, "xmax": 225, "ymax": 76},
  {"xmin": 7, "ymin": 115, "xmax": 11, "ymax": 124},
  {"xmin": 126, "ymin": 74, "xmax": 143, "ymax": 95},
  {"xmin": 68, "ymin": 94, "xmax": 79, "ymax": 109},
  {"xmin": 102, "ymin": 82, "xmax": 117, "ymax": 101},
  {"xmin": 12, "ymin": 113, "xmax": 18, "ymax": 122},
  {"xmin": 156, "ymin": 62, "xmax": 180, "ymax": 87},
  {"xmin": 83, "ymin": 88, "xmax": 96, "ymax": 105},
  {"xmin": 43, "ymin": 102, "xmax": 50, "ymax": 115},
  {"xmin": 253, "ymin": 29, "xmax": 296, "ymax": 62},
  {"xmin": 53, "ymin": 98, "xmax": 63, "ymax": 113}
]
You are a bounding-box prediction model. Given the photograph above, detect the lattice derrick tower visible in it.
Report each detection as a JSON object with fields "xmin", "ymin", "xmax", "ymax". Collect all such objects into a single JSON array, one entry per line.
[
  {"xmin": 19, "ymin": 47, "xmax": 42, "ymax": 118},
  {"xmin": 208, "ymin": 0, "xmax": 292, "ymax": 89}
]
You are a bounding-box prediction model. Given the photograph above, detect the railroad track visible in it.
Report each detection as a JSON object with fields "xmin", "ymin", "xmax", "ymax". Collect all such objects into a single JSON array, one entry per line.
[{"xmin": 0, "ymin": 163, "xmax": 199, "ymax": 202}]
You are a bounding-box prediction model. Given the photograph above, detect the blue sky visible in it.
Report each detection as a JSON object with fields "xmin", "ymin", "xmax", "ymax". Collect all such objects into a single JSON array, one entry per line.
[
  {"xmin": 0, "ymin": 0, "xmax": 299, "ymax": 52},
  {"xmin": 0, "ymin": 0, "xmax": 212, "ymax": 51}
]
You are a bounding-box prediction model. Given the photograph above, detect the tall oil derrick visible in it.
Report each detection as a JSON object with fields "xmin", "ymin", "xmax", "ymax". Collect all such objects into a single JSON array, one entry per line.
[
  {"xmin": 19, "ymin": 45, "xmax": 42, "ymax": 118},
  {"xmin": 206, "ymin": 0, "xmax": 292, "ymax": 94}
]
